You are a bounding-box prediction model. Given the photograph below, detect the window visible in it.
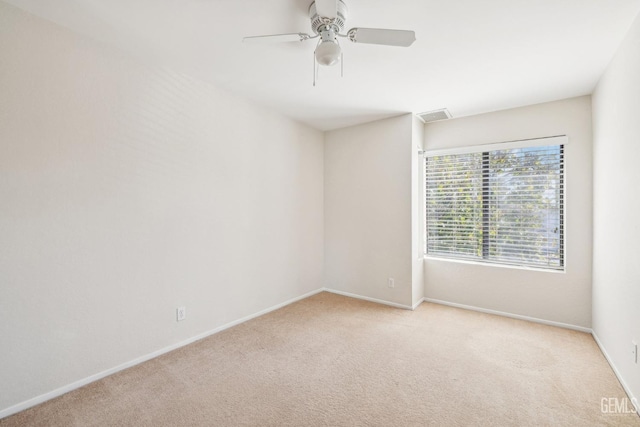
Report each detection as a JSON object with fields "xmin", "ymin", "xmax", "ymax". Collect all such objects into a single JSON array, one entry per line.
[{"xmin": 425, "ymin": 137, "xmax": 565, "ymax": 270}]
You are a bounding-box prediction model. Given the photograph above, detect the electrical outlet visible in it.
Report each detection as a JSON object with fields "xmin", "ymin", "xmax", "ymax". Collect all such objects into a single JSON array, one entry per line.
[
  {"xmin": 388, "ymin": 278, "xmax": 395, "ymax": 288},
  {"xmin": 633, "ymin": 341, "xmax": 638, "ymax": 364},
  {"xmin": 176, "ymin": 306, "xmax": 186, "ymax": 322}
]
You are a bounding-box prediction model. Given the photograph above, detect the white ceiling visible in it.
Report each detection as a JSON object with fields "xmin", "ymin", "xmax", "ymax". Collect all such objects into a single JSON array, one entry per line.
[{"xmin": 5, "ymin": 0, "xmax": 640, "ymax": 130}]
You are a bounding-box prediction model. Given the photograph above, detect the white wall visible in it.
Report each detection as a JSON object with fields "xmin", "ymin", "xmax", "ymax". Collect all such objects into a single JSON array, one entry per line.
[
  {"xmin": 324, "ymin": 114, "xmax": 414, "ymax": 308},
  {"xmin": 0, "ymin": 2, "xmax": 324, "ymax": 414},
  {"xmin": 592, "ymin": 12, "xmax": 640, "ymax": 406},
  {"xmin": 423, "ymin": 96, "xmax": 593, "ymax": 328},
  {"xmin": 411, "ymin": 117, "xmax": 425, "ymax": 307}
]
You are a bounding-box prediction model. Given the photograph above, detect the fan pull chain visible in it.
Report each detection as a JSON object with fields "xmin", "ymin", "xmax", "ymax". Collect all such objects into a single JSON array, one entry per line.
[{"xmin": 313, "ymin": 52, "xmax": 318, "ymax": 86}]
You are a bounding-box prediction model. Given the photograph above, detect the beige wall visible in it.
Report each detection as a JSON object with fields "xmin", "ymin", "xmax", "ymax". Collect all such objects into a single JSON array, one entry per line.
[
  {"xmin": 423, "ymin": 96, "xmax": 593, "ymax": 328},
  {"xmin": 324, "ymin": 114, "xmax": 414, "ymax": 308},
  {"xmin": 0, "ymin": 2, "xmax": 324, "ymax": 414},
  {"xmin": 592, "ymin": 12, "xmax": 640, "ymax": 406}
]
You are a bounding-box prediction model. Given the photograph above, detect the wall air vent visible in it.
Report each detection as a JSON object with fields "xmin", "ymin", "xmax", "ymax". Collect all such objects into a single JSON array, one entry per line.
[{"xmin": 416, "ymin": 108, "xmax": 452, "ymax": 123}]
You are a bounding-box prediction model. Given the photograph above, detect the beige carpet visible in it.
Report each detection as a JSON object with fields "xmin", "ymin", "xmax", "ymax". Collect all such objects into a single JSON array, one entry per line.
[{"xmin": 2, "ymin": 292, "xmax": 638, "ymax": 426}]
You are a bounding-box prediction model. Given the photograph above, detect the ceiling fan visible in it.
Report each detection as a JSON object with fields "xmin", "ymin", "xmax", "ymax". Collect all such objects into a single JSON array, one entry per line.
[{"xmin": 243, "ymin": 0, "xmax": 416, "ymax": 70}]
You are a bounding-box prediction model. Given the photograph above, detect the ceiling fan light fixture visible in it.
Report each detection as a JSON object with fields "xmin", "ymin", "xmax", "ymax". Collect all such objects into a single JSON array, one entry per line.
[
  {"xmin": 315, "ymin": 40, "xmax": 341, "ymax": 66},
  {"xmin": 244, "ymin": 0, "xmax": 417, "ymax": 77}
]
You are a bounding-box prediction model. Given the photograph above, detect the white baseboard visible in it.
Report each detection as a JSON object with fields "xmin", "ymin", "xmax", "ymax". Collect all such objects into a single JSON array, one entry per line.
[
  {"xmin": 0, "ymin": 288, "xmax": 324, "ymax": 420},
  {"xmin": 592, "ymin": 331, "xmax": 639, "ymax": 414},
  {"xmin": 8, "ymin": 289, "xmax": 630, "ymax": 421},
  {"xmin": 323, "ymin": 288, "xmax": 415, "ymax": 310},
  {"xmin": 423, "ymin": 297, "xmax": 592, "ymax": 333}
]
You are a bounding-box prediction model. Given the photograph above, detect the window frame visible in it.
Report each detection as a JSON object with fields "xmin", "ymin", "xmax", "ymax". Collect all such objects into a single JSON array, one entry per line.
[{"xmin": 423, "ymin": 135, "xmax": 567, "ymax": 271}]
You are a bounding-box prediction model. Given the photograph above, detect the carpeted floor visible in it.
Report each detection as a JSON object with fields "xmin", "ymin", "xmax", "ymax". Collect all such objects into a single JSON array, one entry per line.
[{"xmin": 2, "ymin": 292, "xmax": 638, "ymax": 426}]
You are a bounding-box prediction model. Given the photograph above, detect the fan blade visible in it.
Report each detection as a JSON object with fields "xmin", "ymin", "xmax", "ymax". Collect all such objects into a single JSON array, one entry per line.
[
  {"xmin": 347, "ymin": 28, "xmax": 416, "ymax": 47},
  {"xmin": 243, "ymin": 33, "xmax": 311, "ymax": 44},
  {"xmin": 315, "ymin": 0, "xmax": 338, "ymax": 19}
]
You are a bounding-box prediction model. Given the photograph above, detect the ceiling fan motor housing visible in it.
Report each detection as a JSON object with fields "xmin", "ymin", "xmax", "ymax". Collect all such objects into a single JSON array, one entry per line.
[{"xmin": 309, "ymin": 0, "xmax": 348, "ymax": 34}]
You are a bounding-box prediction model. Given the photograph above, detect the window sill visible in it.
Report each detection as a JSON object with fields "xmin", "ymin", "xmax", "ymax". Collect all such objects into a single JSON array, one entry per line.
[{"xmin": 423, "ymin": 255, "xmax": 566, "ymax": 274}]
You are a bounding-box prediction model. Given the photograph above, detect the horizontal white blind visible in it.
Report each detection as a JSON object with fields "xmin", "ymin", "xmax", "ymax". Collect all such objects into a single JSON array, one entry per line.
[{"xmin": 425, "ymin": 143, "xmax": 564, "ymax": 270}]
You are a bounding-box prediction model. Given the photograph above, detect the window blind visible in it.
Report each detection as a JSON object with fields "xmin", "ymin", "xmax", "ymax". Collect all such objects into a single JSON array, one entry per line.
[{"xmin": 425, "ymin": 140, "xmax": 564, "ymax": 270}]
